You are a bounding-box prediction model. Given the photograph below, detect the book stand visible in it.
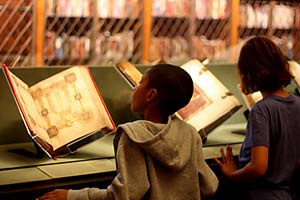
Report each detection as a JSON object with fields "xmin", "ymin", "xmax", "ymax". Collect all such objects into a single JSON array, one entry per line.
[{"xmin": 8, "ymin": 140, "xmax": 45, "ymax": 159}]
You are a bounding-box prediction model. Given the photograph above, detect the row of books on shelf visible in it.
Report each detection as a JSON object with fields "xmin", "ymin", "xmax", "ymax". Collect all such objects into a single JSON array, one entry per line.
[
  {"xmin": 230, "ymin": 36, "xmax": 295, "ymax": 63},
  {"xmin": 44, "ymin": 33, "xmax": 226, "ymax": 64},
  {"xmin": 94, "ymin": 31, "xmax": 134, "ymax": 63},
  {"xmin": 123, "ymin": 0, "xmax": 228, "ymax": 19},
  {"xmin": 45, "ymin": 32, "xmax": 91, "ymax": 60},
  {"xmin": 149, "ymin": 36, "xmax": 228, "ymax": 64},
  {"xmin": 195, "ymin": 0, "xmax": 228, "ymax": 19},
  {"xmin": 272, "ymin": 36, "xmax": 294, "ymax": 59},
  {"xmin": 149, "ymin": 36, "xmax": 190, "ymax": 64},
  {"xmin": 152, "ymin": 0, "xmax": 190, "ymax": 17},
  {"xmin": 239, "ymin": 4, "xmax": 300, "ymax": 29},
  {"xmin": 150, "ymin": 36, "xmax": 295, "ymax": 63},
  {"xmin": 44, "ymin": 32, "xmax": 297, "ymax": 64},
  {"xmin": 272, "ymin": 4, "xmax": 297, "ymax": 29},
  {"xmin": 191, "ymin": 36, "xmax": 228, "ymax": 63},
  {"xmin": 46, "ymin": 0, "xmax": 141, "ymax": 18},
  {"xmin": 46, "ymin": 0, "xmax": 92, "ymax": 17},
  {"xmin": 46, "ymin": 0, "xmax": 227, "ymax": 19},
  {"xmin": 44, "ymin": 31, "xmax": 134, "ymax": 61},
  {"xmin": 3, "ymin": 58, "xmax": 300, "ymax": 159},
  {"xmin": 97, "ymin": 0, "xmax": 141, "ymax": 18}
]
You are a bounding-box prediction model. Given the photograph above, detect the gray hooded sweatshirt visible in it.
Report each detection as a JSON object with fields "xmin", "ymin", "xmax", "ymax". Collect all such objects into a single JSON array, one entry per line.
[{"xmin": 68, "ymin": 115, "xmax": 218, "ymax": 200}]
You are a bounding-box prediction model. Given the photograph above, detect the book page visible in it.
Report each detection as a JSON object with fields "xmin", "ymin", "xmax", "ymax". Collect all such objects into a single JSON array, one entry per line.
[
  {"xmin": 115, "ymin": 61, "xmax": 142, "ymax": 87},
  {"xmin": 178, "ymin": 59, "xmax": 242, "ymax": 132},
  {"xmin": 177, "ymin": 84, "xmax": 211, "ymax": 120},
  {"xmin": 28, "ymin": 66, "xmax": 115, "ymax": 150},
  {"xmin": 239, "ymin": 88, "xmax": 263, "ymax": 110},
  {"xmin": 6, "ymin": 71, "xmax": 47, "ymax": 133},
  {"xmin": 289, "ymin": 60, "xmax": 300, "ymax": 88}
]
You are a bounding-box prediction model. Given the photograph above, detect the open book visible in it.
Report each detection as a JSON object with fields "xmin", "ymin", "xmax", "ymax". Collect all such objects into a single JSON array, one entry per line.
[
  {"xmin": 178, "ymin": 59, "xmax": 242, "ymax": 136},
  {"xmin": 2, "ymin": 65, "xmax": 116, "ymax": 158},
  {"xmin": 238, "ymin": 87, "xmax": 263, "ymax": 120},
  {"xmin": 115, "ymin": 61, "xmax": 142, "ymax": 88},
  {"xmin": 289, "ymin": 60, "xmax": 300, "ymax": 90},
  {"xmin": 115, "ymin": 60, "xmax": 242, "ymax": 137}
]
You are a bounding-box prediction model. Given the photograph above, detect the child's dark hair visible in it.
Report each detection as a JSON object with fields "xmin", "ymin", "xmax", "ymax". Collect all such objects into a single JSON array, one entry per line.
[
  {"xmin": 238, "ymin": 36, "xmax": 293, "ymax": 94},
  {"xmin": 146, "ymin": 63, "xmax": 193, "ymax": 115}
]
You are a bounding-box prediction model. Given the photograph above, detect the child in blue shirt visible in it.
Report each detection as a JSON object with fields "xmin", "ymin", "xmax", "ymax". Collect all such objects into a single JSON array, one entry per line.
[{"xmin": 215, "ymin": 36, "xmax": 300, "ymax": 200}]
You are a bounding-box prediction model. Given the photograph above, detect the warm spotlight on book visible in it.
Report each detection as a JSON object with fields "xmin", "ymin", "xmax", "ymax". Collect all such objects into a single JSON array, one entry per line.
[{"xmin": 2, "ymin": 64, "xmax": 116, "ymax": 159}]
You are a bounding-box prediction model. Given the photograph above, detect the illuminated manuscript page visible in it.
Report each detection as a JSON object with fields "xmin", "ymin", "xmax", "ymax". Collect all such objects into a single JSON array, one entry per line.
[
  {"xmin": 179, "ymin": 59, "xmax": 241, "ymax": 131},
  {"xmin": 13, "ymin": 67, "xmax": 114, "ymax": 150}
]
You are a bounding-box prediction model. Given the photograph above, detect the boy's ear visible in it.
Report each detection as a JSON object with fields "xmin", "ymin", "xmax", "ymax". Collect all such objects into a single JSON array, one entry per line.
[{"xmin": 146, "ymin": 88, "xmax": 158, "ymax": 102}]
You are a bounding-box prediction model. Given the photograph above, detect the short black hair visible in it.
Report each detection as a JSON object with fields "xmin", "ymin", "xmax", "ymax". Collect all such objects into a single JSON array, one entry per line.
[
  {"xmin": 145, "ymin": 63, "xmax": 193, "ymax": 115},
  {"xmin": 238, "ymin": 36, "xmax": 293, "ymax": 94}
]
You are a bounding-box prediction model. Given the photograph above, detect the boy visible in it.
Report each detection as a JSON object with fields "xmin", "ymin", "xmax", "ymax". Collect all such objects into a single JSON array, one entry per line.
[{"xmin": 38, "ymin": 63, "xmax": 218, "ymax": 200}]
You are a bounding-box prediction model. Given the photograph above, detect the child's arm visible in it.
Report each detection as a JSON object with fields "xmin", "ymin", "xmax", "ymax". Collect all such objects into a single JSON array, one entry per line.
[
  {"xmin": 215, "ymin": 145, "xmax": 268, "ymax": 182},
  {"xmin": 37, "ymin": 189, "xmax": 68, "ymax": 200},
  {"xmin": 67, "ymin": 132, "xmax": 150, "ymax": 200},
  {"xmin": 37, "ymin": 130, "xmax": 150, "ymax": 200}
]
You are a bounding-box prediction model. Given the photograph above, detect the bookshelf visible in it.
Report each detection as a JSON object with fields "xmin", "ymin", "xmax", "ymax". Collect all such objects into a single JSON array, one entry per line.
[
  {"xmin": 149, "ymin": 0, "xmax": 232, "ymax": 64},
  {"xmin": 40, "ymin": 0, "xmax": 234, "ymax": 66},
  {"xmin": 42, "ymin": 0, "xmax": 143, "ymax": 66},
  {"xmin": 0, "ymin": 1, "xmax": 35, "ymax": 66},
  {"xmin": 1, "ymin": 0, "xmax": 300, "ymax": 67},
  {"xmin": 234, "ymin": 0, "xmax": 300, "ymax": 62}
]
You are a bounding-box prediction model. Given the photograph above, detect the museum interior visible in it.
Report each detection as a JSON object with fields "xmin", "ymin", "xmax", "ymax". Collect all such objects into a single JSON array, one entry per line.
[{"xmin": 0, "ymin": 0, "xmax": 299, "ymax": 199}]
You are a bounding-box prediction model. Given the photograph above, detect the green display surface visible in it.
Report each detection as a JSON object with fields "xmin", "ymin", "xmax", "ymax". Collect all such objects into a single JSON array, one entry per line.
[{"xmin": 0, "ymin": 63, "xmax": 298, "ymax": 199}]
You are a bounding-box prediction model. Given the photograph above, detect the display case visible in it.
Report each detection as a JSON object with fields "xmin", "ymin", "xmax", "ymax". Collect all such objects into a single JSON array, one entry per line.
[
  {"xmin": 0, "ymin": 63, "xmax": 246, "ymax": 200},
  {"xmin": 0, "ymin": 62, "xmax": 299, "ymax": 199}
]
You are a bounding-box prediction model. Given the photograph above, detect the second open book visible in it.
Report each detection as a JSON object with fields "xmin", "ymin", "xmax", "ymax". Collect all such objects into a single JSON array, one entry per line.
[
  {"xmin": 2, "ymin": 65, "xmax": 116, "ymax": 158},
  {"xmin": 116, "ymin": 59, "xmax": 242, "ymax": 137}
]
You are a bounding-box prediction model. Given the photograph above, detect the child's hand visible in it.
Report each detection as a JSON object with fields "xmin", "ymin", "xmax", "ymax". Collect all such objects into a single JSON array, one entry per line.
[
  {"xmin": 37, "ymin": 189, "xmax": 68, "ymax": 200},
  {"xmin": 214, "ymin": 145, "xmax": 238, "ymax": 178}
]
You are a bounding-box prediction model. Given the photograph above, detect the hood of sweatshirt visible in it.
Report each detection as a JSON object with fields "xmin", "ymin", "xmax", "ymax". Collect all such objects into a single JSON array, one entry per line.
[{"xmin": 117, "ymin": 115, "xmax": 195, "ymax": 171}]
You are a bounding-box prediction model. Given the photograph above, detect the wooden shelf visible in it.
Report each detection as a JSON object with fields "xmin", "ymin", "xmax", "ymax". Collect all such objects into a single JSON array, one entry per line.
[{"xmin": 46, "ymin": 16, "xmax": 93, "ymax": 36}]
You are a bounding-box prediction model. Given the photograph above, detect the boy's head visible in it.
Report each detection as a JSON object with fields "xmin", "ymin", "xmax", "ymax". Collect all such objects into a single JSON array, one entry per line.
[
  {"xmin": 131, "ymin": 63, "xmax": 193, "ymax": 117},
  {"xmin": 237, "ymin": 36, "xmax": 293, "ymax": 94}
]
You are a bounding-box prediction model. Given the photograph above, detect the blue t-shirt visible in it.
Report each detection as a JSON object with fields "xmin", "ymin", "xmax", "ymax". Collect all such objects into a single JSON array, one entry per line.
[{"xmin": 239, "ymin": 93, "xmax": 300, "ymax": 200}]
